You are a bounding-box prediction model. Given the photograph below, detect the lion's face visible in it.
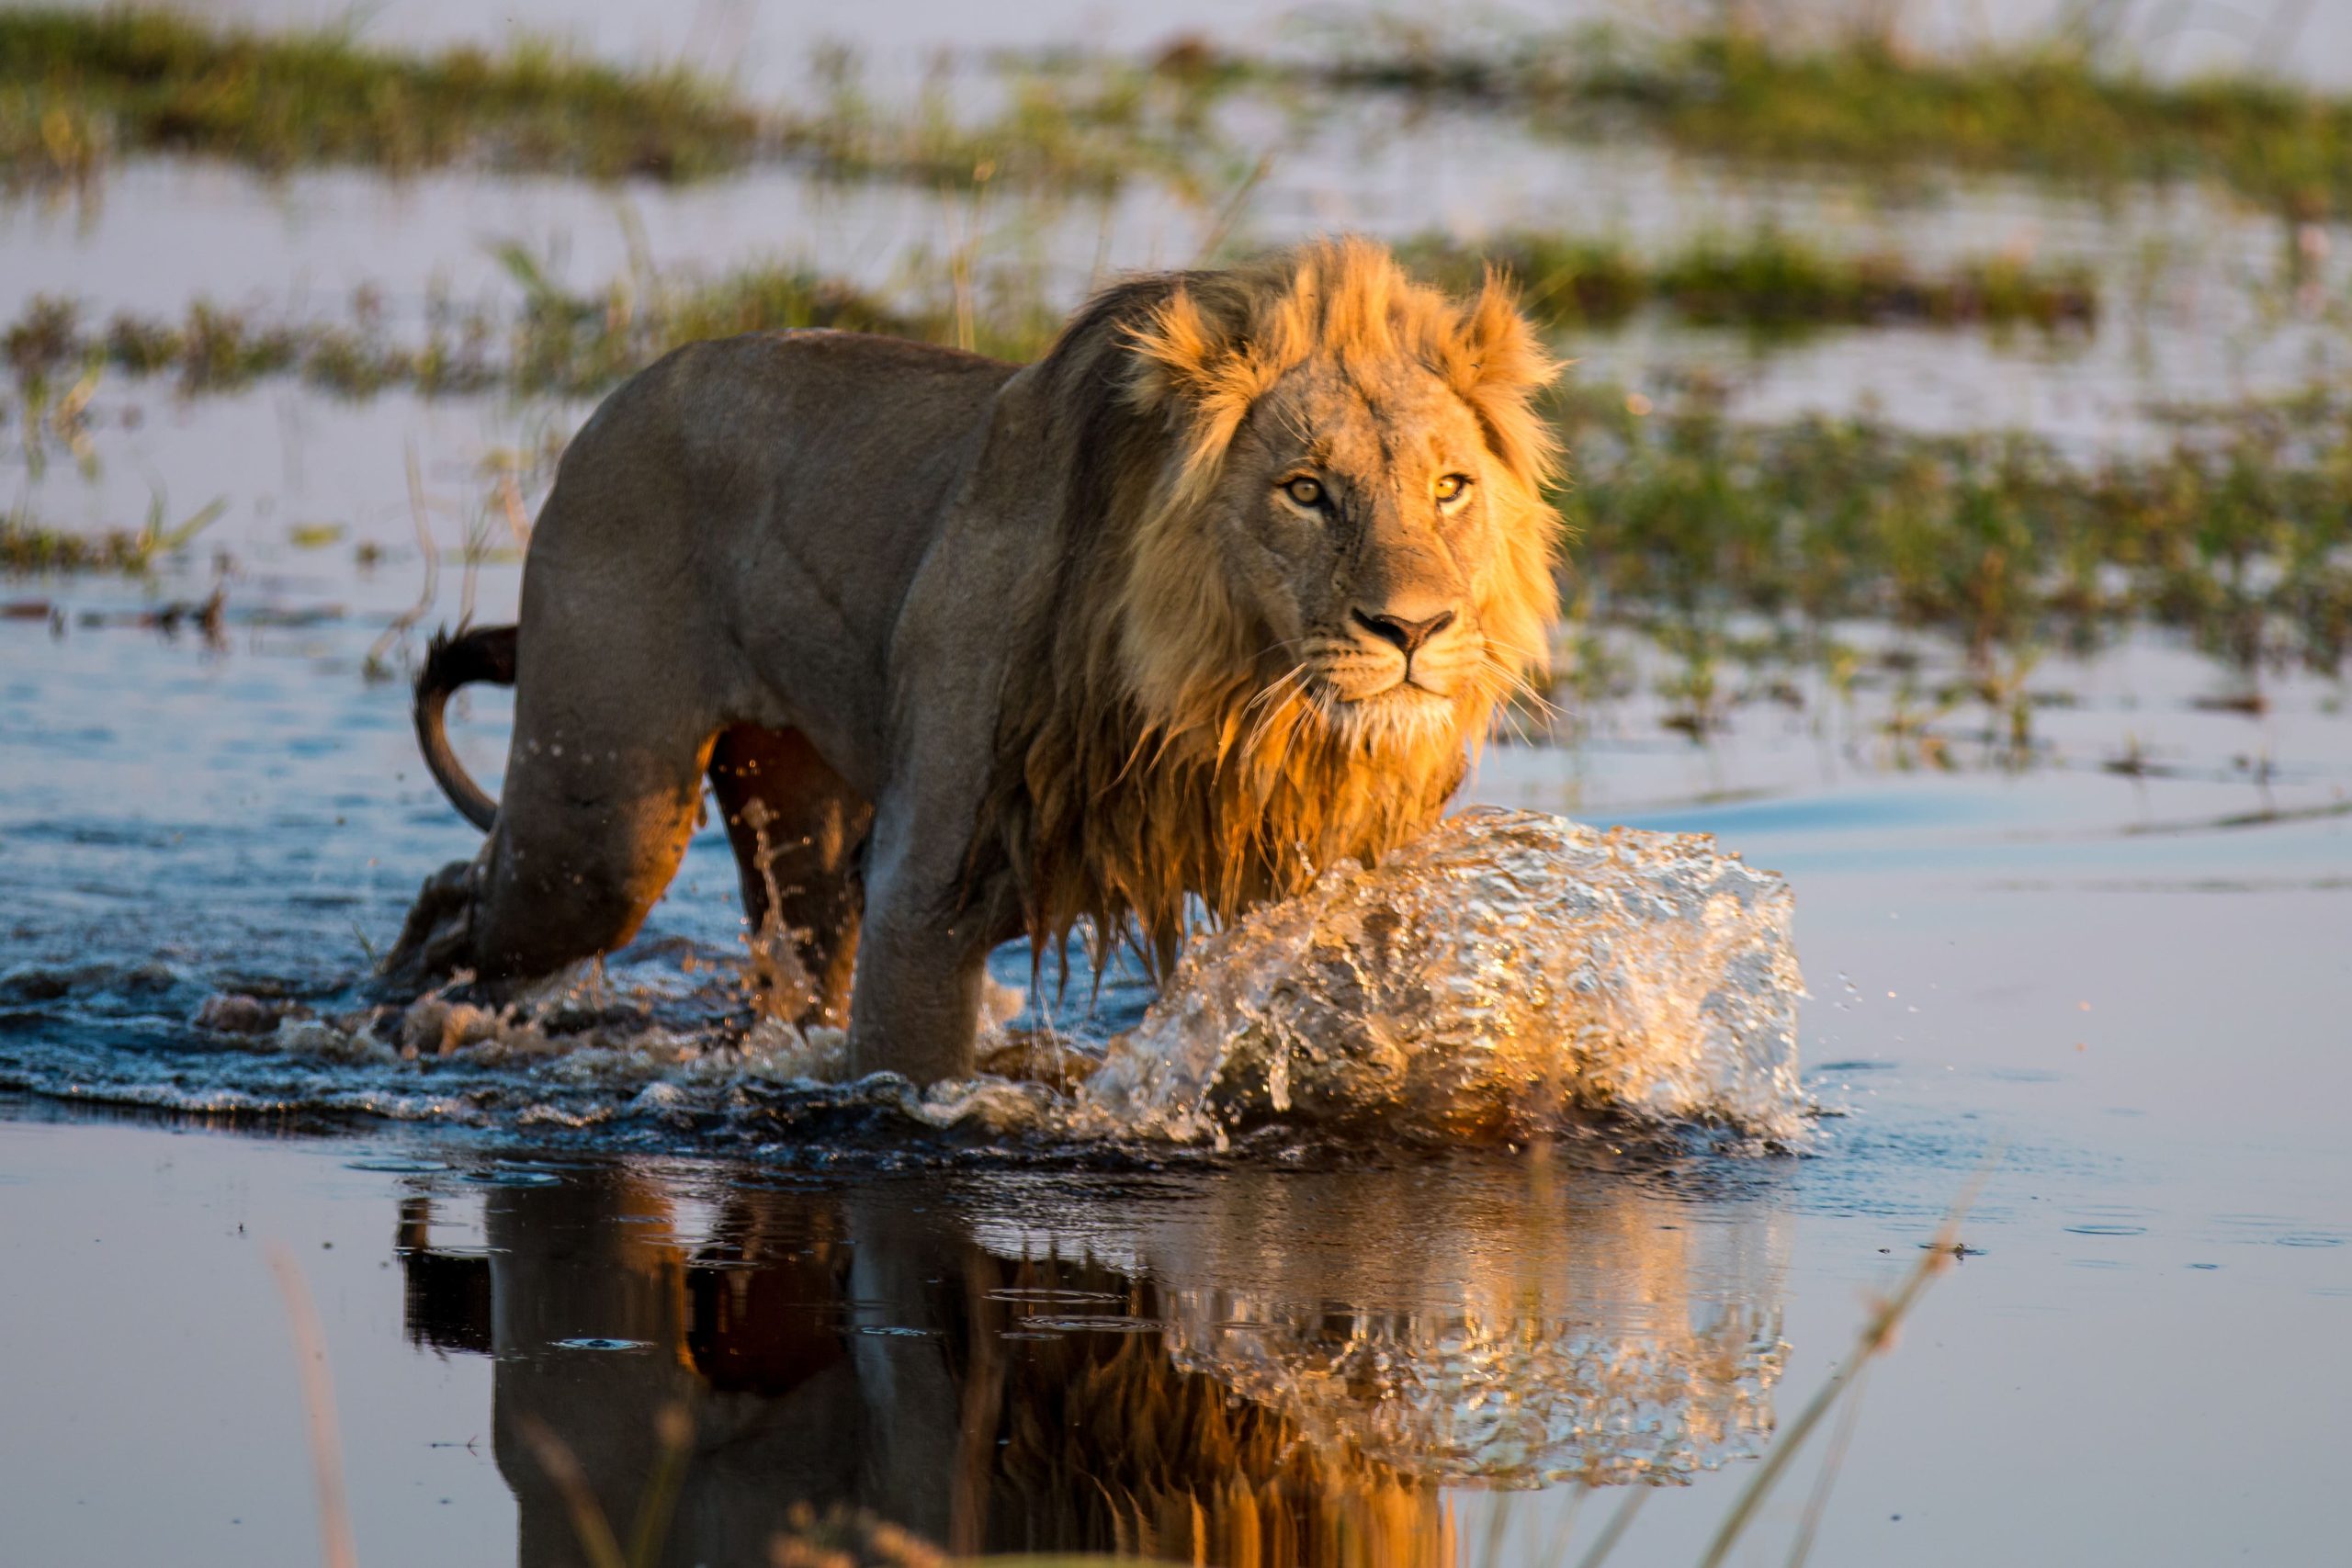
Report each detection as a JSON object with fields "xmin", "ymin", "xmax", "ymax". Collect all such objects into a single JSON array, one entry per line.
[{"xmin": 1210, "ymin": 358, "xmax": 1502, "ymax": 739}]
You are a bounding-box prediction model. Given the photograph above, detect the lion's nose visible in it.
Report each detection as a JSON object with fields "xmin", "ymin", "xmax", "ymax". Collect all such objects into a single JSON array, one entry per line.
[{"xmin": 1352, "ymin": 606, "xmax": 1457, "ymax": 656}]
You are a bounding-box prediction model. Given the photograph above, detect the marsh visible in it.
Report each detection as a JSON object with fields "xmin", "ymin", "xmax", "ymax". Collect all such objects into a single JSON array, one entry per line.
[{"xmin": 2, "ymin": 4, "xmax": 2347, "ymax": 1564}]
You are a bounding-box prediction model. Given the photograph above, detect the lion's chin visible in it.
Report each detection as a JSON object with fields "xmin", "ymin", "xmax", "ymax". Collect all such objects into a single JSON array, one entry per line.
[{"xmin": 1319, "ymin": 681, "xmax": 1461, "ymax": 750}]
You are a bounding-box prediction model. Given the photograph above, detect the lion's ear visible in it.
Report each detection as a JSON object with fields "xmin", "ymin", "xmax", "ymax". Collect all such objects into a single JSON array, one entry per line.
[
  {"xmin": 1453, "ymin": 271, "xmax": 1562, "ymax": 485},
  {"xmin": 1124, "ymin": 284, "xmax": 1269, "ymax": 480},
  {"xmin": 1125, "ymin": 286, "xmax": 1227, "ymax": 416}
]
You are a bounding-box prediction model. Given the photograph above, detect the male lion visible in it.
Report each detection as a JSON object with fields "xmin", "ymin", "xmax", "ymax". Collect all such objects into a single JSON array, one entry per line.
[{"xmin": 386, "ymin": 237, "xmax": 1562, "ymax": 1085}]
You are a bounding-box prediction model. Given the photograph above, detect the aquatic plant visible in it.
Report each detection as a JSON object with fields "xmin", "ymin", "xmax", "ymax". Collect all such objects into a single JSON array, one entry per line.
[
  {"xmin": 1553, "ymin": 383, "xmax": 2352, "ymax": 676},
  {"xmin": 2, "ymin": 270, "xmax": 942, "ymax": 403},
  {"xmin": 1, "ymin": 222, "xmax": 2102, "ymax": 410},
  {"xmin": 1399, "ymin": 229, "xmax": 2098, "ymax": 335},
  {"xmin": 0, "ymin": 493, "xmax": 222, "ymax": 574}
]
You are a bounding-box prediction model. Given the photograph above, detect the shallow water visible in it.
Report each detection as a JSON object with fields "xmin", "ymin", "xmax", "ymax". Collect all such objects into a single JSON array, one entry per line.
[
  {"xmin": 4, "ymin": 587, "xmax": 2347, "ymax": 1562},
  {"xmin": 6, "ymin": 3, "xmax": 2352, "ymax": 1562}
]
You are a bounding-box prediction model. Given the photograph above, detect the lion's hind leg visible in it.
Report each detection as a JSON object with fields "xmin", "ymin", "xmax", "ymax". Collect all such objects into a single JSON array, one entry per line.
[
  {"xmin": 708, "ymin": 726, "xmax": 873, "ymax": 1029},
  {"xmin": 380, "ymin": 856, "xmax": 482, "ymax": 989}
]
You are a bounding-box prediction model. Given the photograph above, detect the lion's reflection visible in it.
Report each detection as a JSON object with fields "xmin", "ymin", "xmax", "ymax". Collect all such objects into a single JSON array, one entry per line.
[{"xmin": 397, "ymin": 1162, "xmax": 1789, "ymax": 1566}]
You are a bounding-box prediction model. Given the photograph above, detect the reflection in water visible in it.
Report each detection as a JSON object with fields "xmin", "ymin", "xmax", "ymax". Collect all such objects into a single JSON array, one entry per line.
[{"xmin": 396, "ymin": 1161, "xmax": 1789, "ymax": 1565}]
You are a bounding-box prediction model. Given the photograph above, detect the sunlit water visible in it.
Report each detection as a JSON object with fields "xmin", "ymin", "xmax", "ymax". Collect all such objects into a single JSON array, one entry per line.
[{"xmin": 1086, "ymin": 808, "xmax": 1804, "ymax": 1145}]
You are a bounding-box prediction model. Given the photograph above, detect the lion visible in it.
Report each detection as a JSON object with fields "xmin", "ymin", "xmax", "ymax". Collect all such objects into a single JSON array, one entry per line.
[{"xmin": 384, "ymin": 237, "xmax": 1563, "ymax": 1085}]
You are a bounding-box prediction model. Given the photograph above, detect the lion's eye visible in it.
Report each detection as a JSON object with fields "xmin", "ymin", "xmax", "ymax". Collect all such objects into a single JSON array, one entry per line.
[
  {"xmin": 1282, "ymin": 476, "xmax": 1325, "ymax": 509},
  {"xmin": 1433, "ymin": 473, "xmax": 1472, "ymax": 505}
]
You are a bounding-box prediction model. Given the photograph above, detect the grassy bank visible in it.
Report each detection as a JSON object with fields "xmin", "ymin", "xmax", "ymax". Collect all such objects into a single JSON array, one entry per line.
[
  {"xmin": 0, "ymin": 6, "xmax": 1229, "ymax": 192},
  {"xmin": 1271, "ymin": 18, "xmax": 2352, "ymax": 218},
  {"xmin": 0, "ymin": 6, "xmax": 762, "ymax": 182}
]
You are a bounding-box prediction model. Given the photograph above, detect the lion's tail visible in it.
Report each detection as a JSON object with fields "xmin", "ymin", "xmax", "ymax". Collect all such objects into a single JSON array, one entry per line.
[{"xmin": 413, "ymin": 625, "xmax": 517, "ymax": 832}]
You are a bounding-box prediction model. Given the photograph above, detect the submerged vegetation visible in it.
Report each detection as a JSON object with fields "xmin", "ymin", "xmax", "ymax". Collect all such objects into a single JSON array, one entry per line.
[
  {"xmin": 1265, "ymin": 17, "xmax": 2352, "ymax": 218},
  {"xmin": 0, "ymin": 6, "xmax": 1231, "ymax": 193}
]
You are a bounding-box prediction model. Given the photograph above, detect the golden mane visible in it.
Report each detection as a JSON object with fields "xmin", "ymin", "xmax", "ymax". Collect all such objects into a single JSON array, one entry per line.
[{"xmin": 972, "ymin": 237, "xmax": 1564, "ymax": 974}]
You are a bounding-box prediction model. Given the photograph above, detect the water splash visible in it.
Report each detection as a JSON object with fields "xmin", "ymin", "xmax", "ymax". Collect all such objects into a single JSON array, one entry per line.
[
  {"xmin": 1080, "ymin": 807, "xmax": 1805, "ymax": 1146},
  {"xmin": 5, "ymin": 808, "xmax": 1804, "ymax": 1155}
]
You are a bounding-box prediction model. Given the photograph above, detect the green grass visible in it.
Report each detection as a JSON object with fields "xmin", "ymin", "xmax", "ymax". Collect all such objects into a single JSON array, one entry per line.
[
  {"xmin": 14, "ymin": 8, "xmax": 2352, "ymax": 214},
  {"xmin": 1280, "ymin": 17, "xmax": 2352, "ymax": 217},
  {"xmin": 0, "ymin": 6, "xmax": 1236, "ymax": 193},
  {"xmin": 1401, "ymin": 229, "xmax": 2097, "ymax": 334}
]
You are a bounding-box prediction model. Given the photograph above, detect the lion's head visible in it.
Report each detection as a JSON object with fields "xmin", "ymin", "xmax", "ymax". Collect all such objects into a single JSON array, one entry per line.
[
  {"xmin": 1118, "ymin": 237, "xmax": 1561, "ymax": 752},
  {"xmin": 980, "ymin": 237, "xmax": 1564, "ymax": 971}
]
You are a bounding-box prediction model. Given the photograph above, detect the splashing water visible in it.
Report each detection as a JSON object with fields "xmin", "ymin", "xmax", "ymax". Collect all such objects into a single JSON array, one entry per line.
[
  {"xmin": 1080, "ymin": 807, "xmax": 1805, "ymax": 1146},
  {"xmin": 6, "ymin": 808, "xmax": 1803, "ymax": 1154}
]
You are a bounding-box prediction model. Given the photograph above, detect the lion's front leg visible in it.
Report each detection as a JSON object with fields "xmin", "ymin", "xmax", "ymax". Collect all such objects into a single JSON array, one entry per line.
[
  {"xmin": 843, "ymin": 777, "xmax": 1015, "ymax": 1086},
  {"xmin": 379, "ymin": 855, "xmax": 484, "ymax": 989}
]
